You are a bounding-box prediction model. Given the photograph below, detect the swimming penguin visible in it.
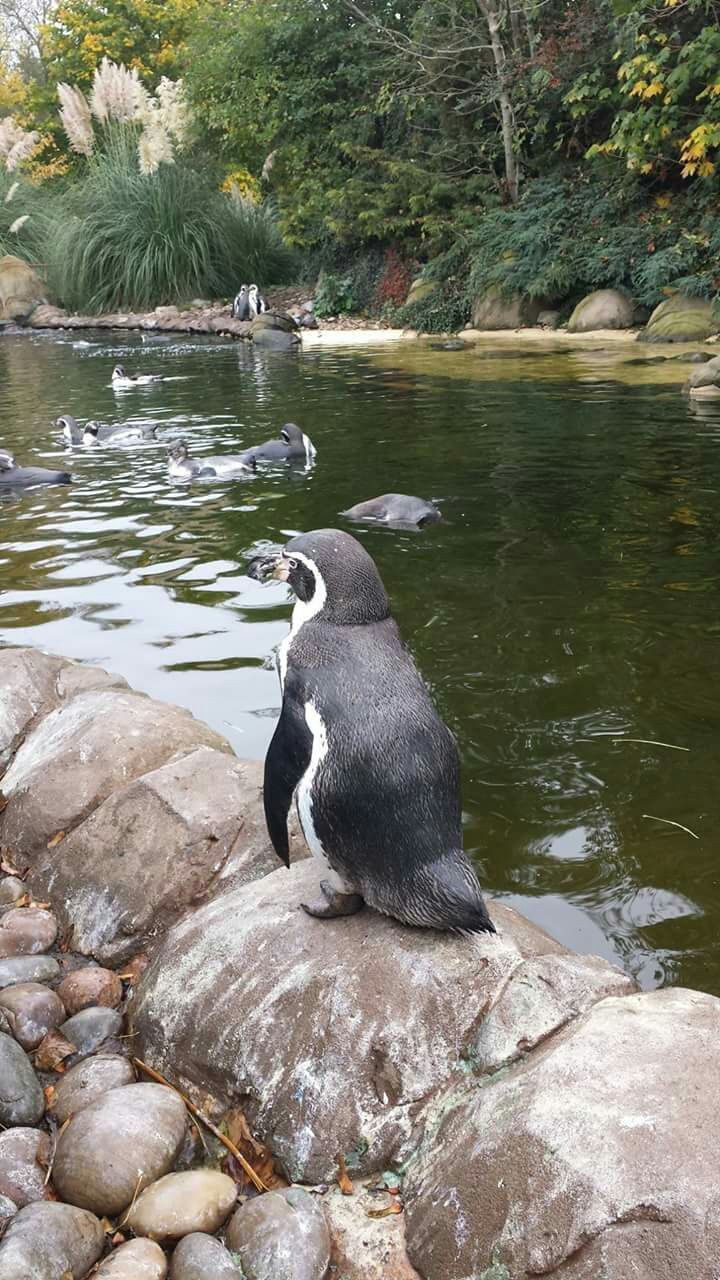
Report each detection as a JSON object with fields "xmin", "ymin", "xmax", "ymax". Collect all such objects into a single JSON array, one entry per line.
[
  {"xmin": 242, "ymin": 422, "xmax": 316, "ymax": 466},
  {"xmin": 247, "ymin": 284, "xmax": 267, "ymax": 320},
  {"xmin": 167, "ymin": 440, "xmax": 256, "ymax": 481},
  {"xmin": 342, "ymin": 494, "xmax": 442, "ymax": 528},
  {"xmin": 56, "ymin": 415, "xmax": 157, "ymax": 444},
  {"xmin": 232, "ymin": 286, "xmax": 250, "ymax": 321},
  {"xmin": 111, "ymin": 365, "xmax": 163, "ymax": 388},
  {"xmin": 0, "ymin": 448, "xmax": 71, "ymax": 488},
  {"xmin": 261, "ymin": 528, "xmax": 495, "ymax": 933}
]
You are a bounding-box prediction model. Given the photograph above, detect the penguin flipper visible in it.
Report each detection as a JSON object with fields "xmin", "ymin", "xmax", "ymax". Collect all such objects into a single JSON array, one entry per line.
[{"xmin": 263, "ymin": 693, "xmax": 312, "ymax": 867}]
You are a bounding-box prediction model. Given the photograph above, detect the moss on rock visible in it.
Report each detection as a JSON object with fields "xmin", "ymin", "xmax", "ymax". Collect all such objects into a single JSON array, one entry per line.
[{"xmin": 640, "ymin": 294, "xmax": 718, "ymax": 343}]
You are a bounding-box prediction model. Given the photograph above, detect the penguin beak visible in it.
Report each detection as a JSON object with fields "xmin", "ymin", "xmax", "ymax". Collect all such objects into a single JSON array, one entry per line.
[{"xmin": 270, "ymin": 556, "xmax": 290, "ymax": 582}]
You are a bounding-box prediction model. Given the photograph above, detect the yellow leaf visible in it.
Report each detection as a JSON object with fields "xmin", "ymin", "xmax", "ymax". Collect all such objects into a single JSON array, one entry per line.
[
  {"xmin": 681, "ymin": 162, "xmax": 698, "ymax": 178},
  {"xmin": 655, "ymin": 193, "xmax": 672, "ymax": 208},
  {"xmin": 640, "ymin": 162, "xmax": 653, "ymax": 174},
  {"xmin": 642, "ymin": 81, "xmax": 664, "ymax": 99},
  {"xmin": 698, "ymin": 160, "xmax": 716, "ymax": 177},
  {"xmin": 629, "ymin": 80, "xmax": 648, "ymax": 98}
]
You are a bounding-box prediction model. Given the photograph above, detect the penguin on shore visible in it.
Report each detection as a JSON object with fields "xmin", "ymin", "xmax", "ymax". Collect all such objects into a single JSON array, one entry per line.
[
  {"xmin": 259, "ymin": 528, "xmax": 495, "ymax": 933},
  {"xmin": 232, "ymin": 286, "xmax": 250, "ymax": 320},
  {"xmin": 247, "ymin": 284, "xmax": 267, "ymax": 319}
]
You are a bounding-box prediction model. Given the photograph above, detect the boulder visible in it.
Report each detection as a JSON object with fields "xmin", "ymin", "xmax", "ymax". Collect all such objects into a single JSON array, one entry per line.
[
  {"xmin": 640, "ymin": 294, "xmax": 718, "ymax": 343},
  {"xmin": 30, "ymin": 749, "xmax": 280, "ymax": 964},
  {"xmin": 471, "ymin": 288, "xmax": 540, "ymax": 330},
  {"xmin": 126, "ymin": 1170, "xmax": 237, "ymax": 1240},
  {"xmin": 95, "ymin": 1238, "xmax": 168, "ymax": 1278},
  {"xmin": 0, "ymin": 1127, "xmax": 52, "ymax": 1207},
  {"xmin": 567, "ymin": 289, "xmax": 635, "ymax": 333},
  {"xmin": 225, "ymin": 1187, "xmax": 330, "ymax": 1280},
  {"xmin": 53, "ymin": 1082, "xmax": 187, "ymax": 1214},
  {"xmin": 0, "ymin": 1201, "xmax": 104, "ymax": 1279},
  {"xmin": 685, "ymin": 352, "xmax": 720, "ymax": 392},
  {"xmin": 249, "ymin": 311, "xmax": 299, "ymax": 334},
  {"xmin": 0, "ymin": 684, "xmax": 229, "ymax": 860},
  {"xmin": 0, "ymin": 983, "xmax": 65, "ymax": 1051},
  {"xmin": 50, "ymin": 1054, "xmax": 135, "ymax": 1125},
  {"xmin": 0, "ymin": 256, "xmax": 46, "ymax": 323},
  {"xmin": 133, "ymin": 861, "xmax": 633, "ymax": 1183},
  {"xmin": 169, "ymin": 1233, "xmax": 240, "ymax": 1279},
  {"xmin": 0, "ymin": 1032, "xmax": 44, "ymax": 1125},
  {"xmin": 536, "ymin": 309, "xmax": 560, "ymax": 329},
  {"xmin": 404, "ymin": 279, "xmax": 437, "ymax": 307},
  {"xmin": 323, "ymin": 1181, "xmax": 421, "ymax": 1280},
  {"xmin": 403, "ymin": 988, "xmax": 720, "ymax": 1280},
  {"xmin": 250, "ymin": 325, "xmax": 301, "ymax": 350}
]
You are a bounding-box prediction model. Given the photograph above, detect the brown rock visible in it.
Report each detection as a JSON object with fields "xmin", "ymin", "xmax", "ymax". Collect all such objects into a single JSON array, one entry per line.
[
  {"xmin": 57, "ymin": 965, "xmax": 123, "ymax": 1014},
  {"xmin": 225, "ymin": 1187, "xmax": 330, "ymax": 1280},
  {"xmin": 133, "ymin": 862, "xmax": 631, "ymax": 1183},
  {"xmin": 95, "ymin": 1238, "xmax": 168, "ymax": 1278},
  {"xmin": 53, "ymin": 1082, "xmax": 187, "ymax": 1214},
  {"xmin": 0, "ymin": 1201, "xmax": 104, "ymax": 1278},
  {"xmin": 324, "ymin": 1181, "xmax": 420, "ymax": 1280},
  {"xmin": 0, "ymin": 982, "xmax": 65, "ymax": 1050},
  {"xmin": 0, "ymin": 1127, "xmax": 51, "ymax": 1207},
  {"xmin": 50, "ymin": 1054, "xmax": 135, "ymax": 1124},
  {"xmin": 403, "ymin": 988, "xmax": 720, "ymax": 1279},
  {"xmin": 169, "ymin": 1232, "xmax": 240, "ymax": 1279},
  {"xmin": 126, "ymin": 1170, "xmax": 237, "ymax": 1239},
  {"xmin": 0, "ymin": 907, "xmax": 57, "ymax": 958}
]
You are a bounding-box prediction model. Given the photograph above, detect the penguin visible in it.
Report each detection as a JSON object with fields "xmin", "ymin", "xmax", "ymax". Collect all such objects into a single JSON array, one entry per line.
[
  {"xmin": 261, "ymin": 528, "xmax": 495, "ymax": 933},
  {"xmin": 241, "ymin": 422, "xmax": 316, "ymax": 466},
  {"xmin": 342, "ymin": 494, "xmax": 442, "ymax": 529},
  {"xmin": 167, "ymin": 440, "xmax": 256, "ymax": 481},
  {"xmin": 0, "ymin": 448, "xmax": 71, "ymax": 488},
  {"xmin": 232, "ymin": 285, "xmax": 250, "ymax": 321},
  {"xmin": 111, "ymin": 364, "xmax": 163, "ymax": 388},
  {"xmin": 56, "ymin": 415, "xmax": 157, "ymax": 444},
  {"xmin": 247, "ymin": 284, "xmax": 267, "ymax": 320}
]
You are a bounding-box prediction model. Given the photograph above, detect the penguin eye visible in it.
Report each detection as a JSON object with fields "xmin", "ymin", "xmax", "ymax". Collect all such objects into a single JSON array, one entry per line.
[{"xmin": 287, "ymin": 558, "xmax": 298, "ymax": 570}]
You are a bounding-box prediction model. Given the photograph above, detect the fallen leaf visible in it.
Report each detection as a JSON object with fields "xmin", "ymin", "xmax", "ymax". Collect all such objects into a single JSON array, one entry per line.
[
  {"xmin": 222, "ymin": 1107, "xmax": 288, "ymax": 1192},
  {"xmin": 33, "ymin": 1132, "xmax": 53, "ymax": 1170},
  {"xmin": 29, "ymin": 900, "xmax": 50, "ymax": 909},
  {"xmin": 47, "ymin": 831, "xmax": 66, "ymax": 849},
  {"xmin": 0, "ymin": 794, "xmax": 7, "ymax": 816},
  {"xmin": 336, "ymin": 1152, "xmax": 354, "ymax": 1196},
  {"xmin": 44, "ymin": 1084, "xmax": 57, "ymax": 1111},
  {"xmin": 118, "ymin": 952, "xmax": 149, "ymax": 985},
  {"xmin": 34, "ymin": 1029, "xmax": 76, "ymax": 1072},
  {"xmin": 12, "ymin": 893, "xmax": 30, "ymax": 908},
  {"xmin": 366, "ymin": 1202, "xmax": 403, "ymax": 1218},
  {"xmin": 0, "ymin": 856, "xmax": 22, "ymax": 877},
  {"xmin": 111, "ymin": 1232, "xmax": 126, "ymax": 1244}
]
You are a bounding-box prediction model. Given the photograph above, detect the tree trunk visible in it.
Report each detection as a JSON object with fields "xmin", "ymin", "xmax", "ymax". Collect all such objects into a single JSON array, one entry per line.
[{"xmin": 477, "ymin": 0, "xmax": 519, "ymax": 202}]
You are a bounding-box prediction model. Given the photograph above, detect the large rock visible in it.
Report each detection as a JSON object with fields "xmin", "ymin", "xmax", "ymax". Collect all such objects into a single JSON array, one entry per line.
[
  {"xmin": 50, "ymin": 1053, "xmax": 135, "ymax": 1124},
  {"xmin": 640, "ymin": 293, "xmax": 718, "ymax": 343},
  {"xmin": 225, "ymin": 1187, "xmax": 330, "ymax": 1280},
  {"xmin": 53, "ymin": 1082, "xmax": 187, "ymax": 1214},
  {"xmin": 30, "ymin": 750, "xmax": 280, "ymax": 964},
  {"xmin": 567, "ymin": 288, "xmax": 635, "ymax": 333},
  {"xmin": 403, "ymin": 988, "xmax": 720, "ymax": 1279},
  {"xmin": 471, "ymin": 288, "xmax": 540, "ymax": 330},
  {"xmin": 685, "ymin": 352, "xmax": 720, "ymax": 392},
  {"xmin": 133, "ymin": 861, "xmax": 633, "ymax": 1183},
  {"xmin": 0, "ymin": 256, "xmax": 46, "ymax": 323},
  {"xmin": 0, "ymin": 1201, "xmax": 104, "ymax": 1279}
]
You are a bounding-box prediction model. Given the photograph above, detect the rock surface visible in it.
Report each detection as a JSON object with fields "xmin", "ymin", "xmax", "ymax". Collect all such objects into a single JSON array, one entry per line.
[
  {"xmin": 0, "ymin": 982, "xmax": 65, "ymax": 1050},
  {"xmin": 641, "ymin": 293, "xmax": 717, "ymax": 342},
  {"xmin": 0, "ymin": 1127, "xmax": 51, "ymax": 1207},
  {"xmin": 403, "ymin": 988, "xmax": 720, "ymax": 1280},
  {"xmin": 59, "ymin": 1005, "xmax": 123, "ymax": 1062},
  {"xmin": 95, "ymin": 1238, "xmax": 169, "ymax": 1278},
  {"xmin": 324, "ymin": 1182, "xmax": 421, "ymax": 1280},
  {"xmin": 0, "ymin": 878, "xmax": 26, "ymax": 911},
  {"xmin": 0, "ymin": 255, "xmax": 46, "ymax": 322},
  {"xmin": 0, "ymin": 1200, "xmax": 104, "ymax": 1279},
  {"xmin": 126, "ymin": 1169, "xmax": 237, "ymax": 1240},
  {"xmin": 0, "ymin": 954, "xmax": 59, "ymax": 988},
  {"xmin": 685, "ymin": 351, "xmax": 720, "ymax": 391},
  {"xmin": 0, "ymin": 1032, "xmax": 44, "ymax": 1125},
  {"xmin": 133, "ymin": 861, "xmax": 632, "ymax": 1183},
  {"xmin": 57, "ymin": 965, "xmax": 123, "ymax": 1014},
  {"xmin": 471, "ymin": 288, "xmax": 540, "ymax": 330},
  {"xmin": 568, "ymin": 288, "xmax": 635, "ymax": 332},
  {"xmin": 50, "ymin": 1053, "xmax": 136, "ymax": 1124},
  {"xmin": 225, "ymin": 1187, "xmax": 330, "ymax": 1280},
  {"xmin": 0, "ymin": 907, "xmax": 57, "ymax": 958},
  {"xmin": 53, "ymin": 1082, "xmax": 187, "ymax": 1214},
  {"xmin": 169, "ymin": 1232, "xmax": 240, "ymax": 1279}
]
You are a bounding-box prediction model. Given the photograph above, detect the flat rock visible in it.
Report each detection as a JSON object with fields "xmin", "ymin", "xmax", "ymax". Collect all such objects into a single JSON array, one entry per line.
[
  {"xmin": 95, "ymin": 1238, "xmax": 168, "ymax": 1278},
  {"xmin": 0, "ymin": 1032, "xmax": 44, "ymax": 1125},
  {"xmin": 126, "ymin": 1169, "xmax": 237, "ymax": 1239},
  {"xmin": 0, "ymin": 907, "xmax": 57, "ymax": 958},
  {"xmin": 32, "ymin": 749, "xmax": 284, "ymax": 964},
  {"xmin": 60, "ymin": 1006, "xmax": 123, "ymax": 1062},
  {"xmin": 0, "ymin": 685, "xmax": 228, "ymax": 860},
  {"xmin": 225, "ymin": 1187, "xmax": 330, "ymax": 1280},
  {"xmin": 53, "ymin": 1082, "xmax": 187, "ymax": 1214},
  {"xmin": 0, "ymin": 954, "xmax": 59, "ymax": 988},
  {"xmin": 169, "ymin": 1233, "xmax": 240, "ymax": 1279},
  {"xmin": 0, "ymin": 1127, "xmax": 51, "ymax": 1207},
  {"xmin": 568, "ymin": 288, "xmax": 635, "ymax": 333},
  {"xmin": 403, "ymin": 988, "xmax": 720, "ymax": 1279},
  {"xmin": 323, "ymin": 1181, "xmax": 421, "ymax": 1280},
  {"xmin": 50, "ymin": 1054, "xmax": 135, "ymax": 1124},
  {"xmin": 0, "ymin": 983, "xmax": 65, "ymax": 1050},
  {"xmin": 0, "ymin": 1201, "xmax": 104, "ymax": 1279},
  {"xmin": 57, "ymin": 966, "xmax": 123, "ymax": 1014},
  {"xmin": 133, "ymin": 862, "xmax": 632, "ymax": 1182}
]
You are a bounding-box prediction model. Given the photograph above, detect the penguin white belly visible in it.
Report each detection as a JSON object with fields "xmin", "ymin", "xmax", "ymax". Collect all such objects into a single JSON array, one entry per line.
[{"xmin": 296, "ymin": 700, "xmax": 354, "ymax": 893}]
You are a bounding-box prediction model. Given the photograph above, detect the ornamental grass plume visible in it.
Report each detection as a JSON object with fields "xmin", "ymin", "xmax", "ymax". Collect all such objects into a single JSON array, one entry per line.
[
  {"xmin": 57, "ymin": 83, "xmax": 94, "ymax": 158},
  {"xmin": 90, "ymin": 57, "xmax": 149, "ymax": 124},
  {"xmin": 155, "ymin": 78, "xmax": 189, "ymax": 146},
  {"xmin": 9, "ymin": 214, "xmax": 29, "ymax": 233},
  {"xmin": 0, "ymin": 118, "xmax": 39, "ymax": 171},
  {"xmin": 137, "ymin": 109, "xmax": 174, "ymax": 176}
]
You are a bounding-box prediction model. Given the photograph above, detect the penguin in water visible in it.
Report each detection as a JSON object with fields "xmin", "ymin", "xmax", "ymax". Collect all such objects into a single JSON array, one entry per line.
[
  {"xmin": 242, "ymin": 422, "xmax": 316, "ymax": 466},
  {"xmin": 111, "ymin": 365, "xmax": 164, "ymax": 388},
  {"xmin": 342, "ymin": 493, "xmax": 441, "ymax": 529},
  {"xmin": 232, "ymin": 285, "xmax": 250, "ymax": 320},
  {"xmin": 0, "ymin": 449, "xmax": 71, "ymax": 488},
  {"xmin": 247, "ymin": 284, "xmax": 267, "ymax": 320},
  {"xmin": 56, "ymin": 415, "xmax": 157, "ymax": 444},
  {"xmin": 167, "ymin": 440, "xmax": 256, "ymax": 481},
  {"xmin": 260, "ymin": 528, "xmax": 495, "ymax": 933}
]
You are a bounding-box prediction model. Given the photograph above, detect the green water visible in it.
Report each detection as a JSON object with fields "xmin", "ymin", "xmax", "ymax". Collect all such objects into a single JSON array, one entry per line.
[{"xmin": 0, "ymin": 330, "xmax": 718, "ymax": 993}]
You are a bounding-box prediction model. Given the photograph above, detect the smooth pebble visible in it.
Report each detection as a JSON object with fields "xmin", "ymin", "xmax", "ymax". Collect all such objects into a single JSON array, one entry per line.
[
  {"xmin": 0, "ymin": 1032, "xmax": 44, "ymax": 1126},
  {"xmin": 0, "ymin": 954, "xmax": 59, "ymax": 988},
  {"xmin": 127, "ymin": 1169, "xmax": 237, "ymax": 1240},
  {"xmin": 51, "ymin": 1053, "xmax": 135, "ymax": 1125},
  {"xmin": 0, "ymin": 908, "xmax": 57, "ymax": 958},
  {"xmin": 0, "ymin": 1200, "xmax": 104, "ymax": 1279},
  {"xmin": 0, "ymin": 1127, "xmax": 51, "ymax": 1207},
  {"xmin": 225, "ymin": 1187, "xmax": 331, "ymax": 1280},
  {"xmin": 94, "ymin": 1237, "xmax": 168, "ymax": 1278},
  {"xmin": 0, "ymin": 982, "xmax": 65, "ymax": 1050},
  {"xmin": 57, "ymin": 965, "xmax": 123, "ymax": 1014},
  {"xmin": 169, "ymin": 1232, "xmax": 240, "ymax": 1279},
  {"xmin": 60, "ymin": 1005, "xmax": 123, "ymax": 1061}
]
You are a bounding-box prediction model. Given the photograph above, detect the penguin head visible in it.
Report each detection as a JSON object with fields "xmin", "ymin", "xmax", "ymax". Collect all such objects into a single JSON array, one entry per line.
[
  {"xmin": 56, "ymin": 415, "xmax": 78, "ymax": 440},
  {"xmin": 82, "ymin": 422, "xmax": 100, "ymax": 442},
  {"xmin": 0, "ymin": 449, "xmax": 15, "ymax": 471},
  {"xmin": 168, "ymin": 440, "xmax": 189, "ymax": 462},
  {"xmin": 112, "ymin": 365, "xmax": 127, "ymax": 379},
  {"xmin": 273, "ymin": 528, "xmax": 390, "ymax": 625},
  {"xmin": 280, "ymin": 423, "xmax": 303, "ymax": 446}
]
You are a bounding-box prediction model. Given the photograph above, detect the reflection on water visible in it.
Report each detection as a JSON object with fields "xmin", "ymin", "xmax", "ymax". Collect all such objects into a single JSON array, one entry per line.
[{"xmin": 1, "ymin": 330, "xmax": 719, "ymax": 995}]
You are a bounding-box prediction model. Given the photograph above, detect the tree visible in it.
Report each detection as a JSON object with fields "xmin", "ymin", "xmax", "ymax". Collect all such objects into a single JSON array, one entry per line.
[{"xmin": 41, "ymin": 0, "xmax": 207, "ymax": 90}]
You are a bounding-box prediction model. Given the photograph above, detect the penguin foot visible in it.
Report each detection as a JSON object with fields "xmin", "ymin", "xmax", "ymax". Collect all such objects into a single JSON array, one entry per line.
[{"xmin": 301, "ymin": 880, "xmax": 364, "ymax": 919}]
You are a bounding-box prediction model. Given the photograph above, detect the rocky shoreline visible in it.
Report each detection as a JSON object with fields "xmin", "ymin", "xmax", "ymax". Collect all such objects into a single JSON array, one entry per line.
[{"xmin": 0, "ymin": 645, "xmax": 718, "ymax": 1278}]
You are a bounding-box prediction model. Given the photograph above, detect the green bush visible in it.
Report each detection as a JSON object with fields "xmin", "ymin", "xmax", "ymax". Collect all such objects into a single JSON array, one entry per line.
[{"xmin": 43, "ymin": 142, "xmax": 295, "ymax": 314}]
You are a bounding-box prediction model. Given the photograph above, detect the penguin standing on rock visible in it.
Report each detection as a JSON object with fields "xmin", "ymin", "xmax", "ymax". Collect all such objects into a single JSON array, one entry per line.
[
  {"xmin": 260, "ymin": 528, "xmax": 495, "ymax": 933},
  {"xmin": 232, "ymin": 285, "xmax": 249, "ymax": 320}
]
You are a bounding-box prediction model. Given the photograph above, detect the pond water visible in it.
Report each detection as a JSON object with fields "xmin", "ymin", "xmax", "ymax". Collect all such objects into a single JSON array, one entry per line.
[{"xmin": 0, "ymin": 329, "xmax": 718, "ymax": 995}]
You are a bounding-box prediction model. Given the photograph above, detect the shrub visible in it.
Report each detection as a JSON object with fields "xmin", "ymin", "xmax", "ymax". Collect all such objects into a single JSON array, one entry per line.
[{"xmin": 373, "ymin": 248, "xmax": 414, "ymax": 309}]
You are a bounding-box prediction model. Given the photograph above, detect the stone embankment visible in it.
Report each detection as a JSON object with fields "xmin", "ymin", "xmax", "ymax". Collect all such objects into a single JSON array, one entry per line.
[{"xmin": 0, "ymin": 644, "xmax": 718, "ymax": 1279}]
